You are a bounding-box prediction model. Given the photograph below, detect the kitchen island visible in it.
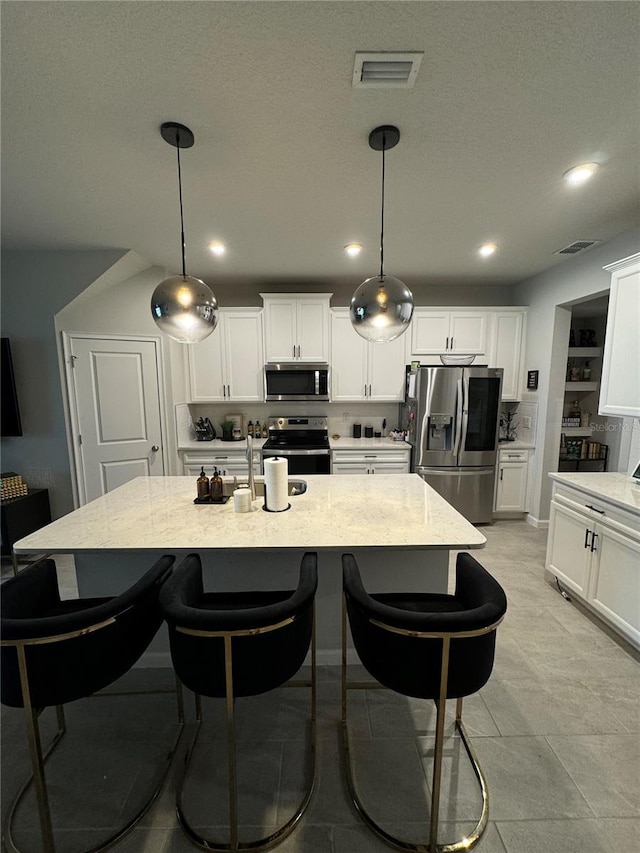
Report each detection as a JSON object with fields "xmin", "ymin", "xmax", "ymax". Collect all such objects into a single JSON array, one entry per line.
[{"xmin": 14, "ymin": 474, "xmax": 486, "ymax": 663}]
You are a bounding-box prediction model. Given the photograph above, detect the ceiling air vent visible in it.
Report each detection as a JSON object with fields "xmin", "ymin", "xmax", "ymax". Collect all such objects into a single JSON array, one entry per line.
[
  {"xmin": 555, "ymin": 240, "xmax": 600, "ymax": 255},
  {"xmin": 353, "ymin": 52, "xmax": 423, "ymax": 88}
]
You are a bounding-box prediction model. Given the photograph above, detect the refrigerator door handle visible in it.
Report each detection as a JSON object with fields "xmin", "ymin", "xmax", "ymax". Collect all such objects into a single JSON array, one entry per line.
[{"xmin": 452, "ymin": 377, "xmax": 463, "ymax": 457}]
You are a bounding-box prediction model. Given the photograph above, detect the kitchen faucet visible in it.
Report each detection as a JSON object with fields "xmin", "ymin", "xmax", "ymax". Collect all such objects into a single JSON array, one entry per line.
[{"xmin": 246, "ymin": 434, "xmax": 256, "ymax": 501}]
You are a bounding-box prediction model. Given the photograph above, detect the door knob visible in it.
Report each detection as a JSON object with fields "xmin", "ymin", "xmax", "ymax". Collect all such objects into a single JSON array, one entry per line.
[{"xmin": 151, "ymin": 445, "xmax": 159, "ymax": 452}]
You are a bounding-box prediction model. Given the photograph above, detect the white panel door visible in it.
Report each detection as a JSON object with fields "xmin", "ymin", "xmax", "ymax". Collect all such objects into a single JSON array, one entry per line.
[
  {"xmin": 187, "ymin": 323, "xmax": 226, "ymax": 401},
  {"xmin": 66, "ymin": 336, "xmax": 165, "ymax": 504},
  {"xmin": 449, "ymin": 313, "xmax": 487, "ymax": 354},
  {"xmin": 264, "ymin": 299, "xmax": 297, "ymax": 362},
  {"xmin": 547, "ymin": 502, "xmax": 591, "ymax": 597},
  {"xmin": 410, "ymin": 311, "xmax": 450, "ymax": 355},
  {"xmin": 223, "ymin": 311, "xmax": 264, "ymax": 401},
  {"xmin": 297, "ymin": 299, "xmax": 330, "ymax": 362},
  {"xmin": 368, "ymin": 334, "xmax": 407, "ymax": 401},
  {"xmin": 330, "ymin": 311, "xmax": 368, "ymax": 400},
  {"xmin": 491, "ymin": 312, "xmax": 524, "ymax": 400}
]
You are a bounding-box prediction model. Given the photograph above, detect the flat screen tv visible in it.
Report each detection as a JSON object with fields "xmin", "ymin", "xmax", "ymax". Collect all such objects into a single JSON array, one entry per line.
[{"xmin": 1, "ymin": 338, "xmax": 23, "ymax": 436}]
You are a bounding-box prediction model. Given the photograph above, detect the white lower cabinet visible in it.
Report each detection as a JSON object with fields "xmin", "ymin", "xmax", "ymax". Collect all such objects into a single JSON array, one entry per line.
[
  {"xmin": 546, "ymin": 484, "xmax": 640, "ymax": 649},
  {"xmin": 182, "ymin": 450, "xmax": 261, "ymax": 479},
  {"xmin": 494, "ymin": 448, "xmax": 529, "ymax": 512},
  {"xmin": 332, "ymin": 448, "xmax": 410, "ymax": 475}
]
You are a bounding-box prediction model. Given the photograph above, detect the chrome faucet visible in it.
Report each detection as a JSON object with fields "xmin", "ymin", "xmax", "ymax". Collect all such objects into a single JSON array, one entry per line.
[{"xmin": 246, "ymin": 434, "xmax": 256, "ymax": 501}]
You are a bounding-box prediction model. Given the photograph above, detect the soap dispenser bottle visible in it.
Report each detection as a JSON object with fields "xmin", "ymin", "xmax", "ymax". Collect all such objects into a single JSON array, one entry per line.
[
  {"xmin": 196, "ymin": 467, "xmax": 210, "ymax": 500},
  {"xmin": 210, "ymin": 467, "xmax": 223, "ymax": 502}
]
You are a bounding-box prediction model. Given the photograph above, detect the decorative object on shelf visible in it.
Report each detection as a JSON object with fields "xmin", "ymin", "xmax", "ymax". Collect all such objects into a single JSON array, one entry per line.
[
  {"xmin": 1, "ymin": 472, "xmax": 28, "ymax": 501},
  {"xmin": 568, "ymin": 364, "xmax": 581, "ymax": 381},
  {"xmin": 569, "ymin": 329, "xmax": 576, "ymax": 347},
  {"xmin": 582, "ymin": 362, "xmax": 592, "ymax": 381},
  {"xmin": 499, "ymin": 408, "xmax": 518, "ymax": 442},
  {"xmin": 220, "ymin": 420, "xmax": 235, "ymax": 441},
  {"xmin": 349, "ymin": 125, "xmax": 413, "ymax": 342},
  {"xmin": 151, "ymin": 122, "xmax": 218, "ymax": 343},
  {"xmin": 579, "ymin": 328, "xmax": 597, "ymax": 347},
  {"xmin": 223, "ymin": 413, "xmax": 244, "ymax": 440},
  {"xmin": 440, "ymin": 354, "xmax": 476, "ymax": 366}
]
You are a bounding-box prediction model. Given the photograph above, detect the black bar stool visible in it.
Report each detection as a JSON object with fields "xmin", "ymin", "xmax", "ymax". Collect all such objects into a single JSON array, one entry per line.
[
  {"xmin": 342, "ymin": 551, "xmax": 507, "ymax": 852},
  {"xmin": 0, "ymin": 554, "xmax": 183, "ymax": 853},
  {"xmin": 160, "ymin": 551, "xmax": 318, "ymax": 852}
]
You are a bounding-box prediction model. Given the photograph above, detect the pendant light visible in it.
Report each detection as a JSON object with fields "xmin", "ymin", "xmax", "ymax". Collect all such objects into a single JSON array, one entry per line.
[
  {"xmin": 350, "ymin": 125, "xmax": 413, "ymax": 342},
  {"xmin": 151, "ymin": 122, "xmax": 218, "ymax": 344}
]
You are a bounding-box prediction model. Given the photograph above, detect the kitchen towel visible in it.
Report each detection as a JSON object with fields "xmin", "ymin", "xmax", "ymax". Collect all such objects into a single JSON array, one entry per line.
[{"xmin": 263, "ymin": 456, "xmax": 288, "ymax": 512}]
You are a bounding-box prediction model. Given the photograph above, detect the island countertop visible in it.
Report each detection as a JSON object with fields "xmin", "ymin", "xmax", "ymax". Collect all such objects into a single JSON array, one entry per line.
[
  {"xmin": 548, "ymin": 471, "xmax": 640, "ymax": 516},
  {"xmin": 13, "ymin": 474, "xmax": 486, "ymax": 554}
]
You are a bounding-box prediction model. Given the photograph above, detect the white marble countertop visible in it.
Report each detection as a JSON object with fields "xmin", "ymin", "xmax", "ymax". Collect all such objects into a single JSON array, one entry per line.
[
  {"xmin": 549, "ymin": 472, "xmax": 640, "ymax": 515},
  {"xmin": 14, "ymin": 475, "xmax": 486, "ymax": 554},
  {"xmin": 329, "ymin": 437, "xmax": 411, "ymax": 451},
  {"xmin": 178, "ymin": 437, "xmax": 267, "ymax": 452}
]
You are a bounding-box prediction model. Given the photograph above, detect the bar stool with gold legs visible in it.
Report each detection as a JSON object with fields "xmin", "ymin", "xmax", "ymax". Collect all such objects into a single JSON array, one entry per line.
[
  {"xmin": 159, "ymin": 551, "xmax": 318, "ymax": 852},
  {"xmin": 341, "ymin": 551, "xmax": 507, "ymax": 853},
  {"xmin": 0, "ymin": 554, "xmax": 184, "ymax": 853}
]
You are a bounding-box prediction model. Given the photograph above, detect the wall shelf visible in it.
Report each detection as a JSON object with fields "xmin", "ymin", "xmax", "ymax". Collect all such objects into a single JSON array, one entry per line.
[
  {"xmin": 562, "ymin": 426, "xmax": 593, "ymax": 436},
  {"xmin": 565, "ymin": 381, "xmax": 598, "ymax": 392},
  {"xmin": 567, "ymin": 347, "xmax": 602, "ymax": 358}
]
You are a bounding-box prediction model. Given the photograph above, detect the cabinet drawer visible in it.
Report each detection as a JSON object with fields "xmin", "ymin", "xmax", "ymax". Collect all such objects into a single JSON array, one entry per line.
[
  {"xmin": 332, "ymin": 449, "xmax": 410, "ymax": 465},
  {"xmin": 498, "ymin": 448, "xmax": 529, "ymax": 462}
]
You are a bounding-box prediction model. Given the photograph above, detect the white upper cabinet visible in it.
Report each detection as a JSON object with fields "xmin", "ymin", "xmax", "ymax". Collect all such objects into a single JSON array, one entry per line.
[
  {"xmin": 409, "ymin": 310, "xmax": 487, "ymax": 356},
  {"xmin": 599, "ymin": 253, "xmax": 640, "ymax": 418},
  {"xmin": 262, "ymin": 293, "xmax": 331, "ymax": 362},
  {"xmin": 488, "ymin": 310, "xmax": 526, "ymax": 401},
  {"xmin": 187, "ymin": 309, "xmax": 264, "ymax": 402},
  {"xmin": 331, "ymin": 310, "xmax": 406, "ymax": 402}
]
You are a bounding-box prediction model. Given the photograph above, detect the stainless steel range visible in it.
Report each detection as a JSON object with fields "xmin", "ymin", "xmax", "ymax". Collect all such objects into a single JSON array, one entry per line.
[{"xmin": 261, "ymin": 416, "xmax": 330, "ymax": 475}]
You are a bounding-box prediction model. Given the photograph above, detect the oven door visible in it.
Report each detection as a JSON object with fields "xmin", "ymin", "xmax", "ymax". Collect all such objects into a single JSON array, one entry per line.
[{"xmin": 261, "ymin": 448, "xmax": 331, "ymax": 475}]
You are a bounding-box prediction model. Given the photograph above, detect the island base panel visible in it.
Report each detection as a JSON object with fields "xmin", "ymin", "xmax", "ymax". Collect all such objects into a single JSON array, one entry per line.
[{"xmin": 74, "ymin": 549, "xmax": 449, "ymax": 666}]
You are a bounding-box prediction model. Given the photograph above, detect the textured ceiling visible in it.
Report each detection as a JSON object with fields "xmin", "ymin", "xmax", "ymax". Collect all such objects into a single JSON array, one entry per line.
[{"xmin": 2, "ymin": 1, "xmax": 639, "ymax": 288}]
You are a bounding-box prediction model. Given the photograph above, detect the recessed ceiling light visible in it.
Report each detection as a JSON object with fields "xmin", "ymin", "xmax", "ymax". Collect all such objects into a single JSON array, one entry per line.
[
  {"xmin": 209, "ymin": 241, "xmax": 226, "ymax": 256},
  {"xmin": 563, "ymin": 162, "xmax": 599, "ymax": 187},
  {"xmin": 344, "ymin": 243, "xmax": 363, "ymax": 257},
  {"xmin": 478, "ymin": 243, "xmax": 497, "ymax": 257}
]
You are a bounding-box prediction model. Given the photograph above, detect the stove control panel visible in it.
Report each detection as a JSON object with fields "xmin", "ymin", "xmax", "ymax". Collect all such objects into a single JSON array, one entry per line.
[{"xmin": 268, "ymin": 416, "xmax": 328, "ymax": 432}]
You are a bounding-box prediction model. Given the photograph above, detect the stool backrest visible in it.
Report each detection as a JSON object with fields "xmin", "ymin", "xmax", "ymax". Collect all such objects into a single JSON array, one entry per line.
[
  {"xmin": 160, "ymin": 552, "xmax": 318, "ymax": 698},
  {"xmin": 1, "ymin": 555, "xmax": 174, "ymax": 708},
  {"xmin": 343, "ymin": 552, "xmax": 507, "ymax": 700}
]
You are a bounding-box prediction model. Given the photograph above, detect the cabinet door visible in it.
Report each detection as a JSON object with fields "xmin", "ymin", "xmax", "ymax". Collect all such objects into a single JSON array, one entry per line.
[
  {"xmin": 223, "ymin": 311, "xmax": 264, "ymax": 401},
  {"xmin": 495, "ymin": 462, "xmax": 527, "ymax": 511},
  {"xmin": 547, "ymin": 502, "xmax": 592, "ymax": 597},
  {"xmin": 332, "ymin": 462, "xmax": 370, "ymax": 474},
  {"xmin": 589, "ymin": 523, "xmax": 640, "ymax": 645},
  {"xmin": 410, "ymin": 311, "xmax": 450, "ymax": 355},
  {"xmin": 297, "ymin": 299, "xmax": 330, "ymax": 362},
  {"xmin": 264, "ymin": 299, "xmax": 297, "ymax": 362},
  {"xmin": 599, "ymin": 255, "xmax": 640, "ymax": 418},
  {"xmin": 330, "ymin": 311, "xmax": 368, "ymax": 401},
  {"xmin": 187, "ymin": 323, "xmax": 227, "ymax": 402},
  {"xmin": 449, "ymin": 313, "xmax": 487, "ymax": 354},
  {"xmin": 368, "ymin": 333, "xmax": 406, "ymax": 401},
  {"xmin": 491, "ymin": 312, "xmax": 524, "ymax": 401}
]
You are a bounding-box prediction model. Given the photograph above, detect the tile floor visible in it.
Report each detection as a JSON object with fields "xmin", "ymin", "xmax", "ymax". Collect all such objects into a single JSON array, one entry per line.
[{"xmin": 1, "ymin": 521, "xmax": 639, "ymax": 852}]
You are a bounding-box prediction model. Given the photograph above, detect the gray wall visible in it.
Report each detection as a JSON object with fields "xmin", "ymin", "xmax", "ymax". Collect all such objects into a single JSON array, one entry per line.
[
  {"xmin": 514, "ymin": 228, "xmax": 640, "ymax": 524},
  {"xmin": 1, "ymin": 249, "xmax": 126, "ymax": 517}
]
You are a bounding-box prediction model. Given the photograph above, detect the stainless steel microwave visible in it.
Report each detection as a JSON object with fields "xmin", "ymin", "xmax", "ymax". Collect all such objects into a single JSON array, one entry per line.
[{"xmin": 264, "ymin": 364, "xmax": 330, "ymax": 402}]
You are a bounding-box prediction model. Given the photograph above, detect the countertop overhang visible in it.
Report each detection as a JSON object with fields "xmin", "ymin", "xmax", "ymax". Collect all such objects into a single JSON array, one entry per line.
[
  {"xmin": 548, "ymin": 471, "xmax": 640, "ymax": 515},
  {"xmin": 14, "ymin": 475, "xmax": 486, "ymax": 554}
]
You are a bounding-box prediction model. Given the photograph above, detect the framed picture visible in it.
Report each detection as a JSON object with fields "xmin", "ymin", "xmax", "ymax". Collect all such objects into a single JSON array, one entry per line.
[{"xmin": 527, "ymin": 370, "xmax": 539, "ymax": 391}]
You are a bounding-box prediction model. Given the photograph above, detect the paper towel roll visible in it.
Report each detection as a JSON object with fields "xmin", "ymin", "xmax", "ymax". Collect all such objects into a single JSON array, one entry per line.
[{"xmin": 263, "ymin": 456, "xmax": 289, "ymax": 512}]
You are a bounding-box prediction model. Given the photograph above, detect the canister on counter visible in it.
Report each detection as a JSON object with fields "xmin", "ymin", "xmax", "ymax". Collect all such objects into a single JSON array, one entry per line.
[
  {"xmin": 352, "ymin": 424, "xmax": 361, "ymax": 438},
  {"xmin": 364, "ymin": 426, "xmax": 374, "ymax": 438}
]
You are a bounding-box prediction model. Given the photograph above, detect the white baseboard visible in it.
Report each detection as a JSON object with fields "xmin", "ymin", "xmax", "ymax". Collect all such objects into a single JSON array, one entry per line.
[{"xmin": 526, "ymin": 514, "xmax": 549, "ymax": 529}]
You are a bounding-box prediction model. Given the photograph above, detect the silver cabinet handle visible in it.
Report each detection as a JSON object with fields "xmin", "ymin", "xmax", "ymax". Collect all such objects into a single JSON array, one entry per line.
[
  {"xmin": 151, "ymin": 445, "xmax": 159, "ymax": 452},
  {"xmin": 369, "ymin": 384, "xmax": 372, "ymax": 397},
  {"xmin": 227, "ymin": 385, "xmax": 231, "ymax": 397}
]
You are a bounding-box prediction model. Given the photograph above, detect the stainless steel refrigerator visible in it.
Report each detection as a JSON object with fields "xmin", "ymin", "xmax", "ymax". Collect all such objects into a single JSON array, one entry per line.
[{"xmin": 400, "ymin": 365, "xmax": 503, "ymax": 523}]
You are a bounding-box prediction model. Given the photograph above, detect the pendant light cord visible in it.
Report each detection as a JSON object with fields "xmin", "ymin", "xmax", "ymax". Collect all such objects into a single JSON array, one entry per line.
[
  {"xmin": 379, "ymin": 133, "xmax": 386, "ymax": 279},
  {"xmin": 176, "ymin": 132, "xmax": 187, "ymax": 278}
]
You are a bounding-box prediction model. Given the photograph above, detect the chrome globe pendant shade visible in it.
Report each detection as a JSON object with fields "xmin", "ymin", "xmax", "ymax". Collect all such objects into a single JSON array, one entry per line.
[
  {"xmin": 350, "ymin": 125, "xmax": 414, "ymax": 342},
  {"xmin": 151, "ymin": 122, "xmax": 218, "ymax": 343}
]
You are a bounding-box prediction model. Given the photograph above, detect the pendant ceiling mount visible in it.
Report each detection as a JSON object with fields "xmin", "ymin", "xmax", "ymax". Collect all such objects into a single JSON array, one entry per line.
[
  {"xmin": 349, "ymin": 124, "xmax": 414, "ymax": 343},
  {"xmin": 151, "ymin": 121, "xmax": 218, "ymax": 344}
]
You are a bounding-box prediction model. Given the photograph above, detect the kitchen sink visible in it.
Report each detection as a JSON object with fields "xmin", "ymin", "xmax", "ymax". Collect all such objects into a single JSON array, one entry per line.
[{"xmin": 222, "ymin": 479, "xmax": 307, "ymax": 497}]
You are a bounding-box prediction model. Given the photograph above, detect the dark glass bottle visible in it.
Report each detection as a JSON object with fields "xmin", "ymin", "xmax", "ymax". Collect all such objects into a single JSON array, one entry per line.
[
  {"xmin": 196, "ymin": 467, "xmax": 210, "ymax": 500},
  {"xmin": 210, "ymin": 467, "xmax": 223, "ymax": 501}
]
